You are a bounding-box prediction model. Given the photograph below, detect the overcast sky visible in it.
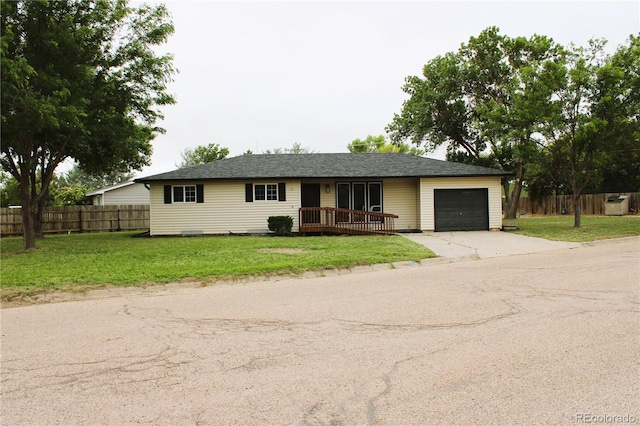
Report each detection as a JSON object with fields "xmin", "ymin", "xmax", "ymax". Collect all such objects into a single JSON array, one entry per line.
[{"xmin": 134, "ymin": 0, "xmax": 639, "ymax": 177}]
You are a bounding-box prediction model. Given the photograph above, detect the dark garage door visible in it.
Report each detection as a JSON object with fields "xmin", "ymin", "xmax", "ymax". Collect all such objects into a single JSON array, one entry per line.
[{"xmin": 434, "ymin": 189, "xmax": 489, "ymax": 231}]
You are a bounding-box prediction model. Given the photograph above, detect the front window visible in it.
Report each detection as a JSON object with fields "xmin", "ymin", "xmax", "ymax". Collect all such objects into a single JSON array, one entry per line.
[
  {"xmin": 173, "ymin": 185, "xmax": 197, "ymax": 203},
  {"xmin": 255, "ymin": 184, "xmax": 278, "ymax": 201}
]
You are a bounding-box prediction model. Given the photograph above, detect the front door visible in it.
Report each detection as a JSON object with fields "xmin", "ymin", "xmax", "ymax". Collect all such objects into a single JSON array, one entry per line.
[
  {"xmin": 368, "ymin": 182, "xmax": 382, "ymax": 221},
  {"xmin": 368, "ymin": 182, "xmax": 382, "ymax": 212},
  {"xmin": 301, "ymin": 184, "xmax": 321, "ymax": 223},
  {"xmin": 352, "ymin": 182, "xmax": 367, "ymax": 221},
  {"xmin": 336, "ymin": 183, "xmax": 351, "ymax": 222}
]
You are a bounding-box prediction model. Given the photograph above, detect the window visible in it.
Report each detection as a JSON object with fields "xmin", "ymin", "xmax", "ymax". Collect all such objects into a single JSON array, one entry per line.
[
  {"xmin": 184, "ymin": 186, "xmax": 196, "ymax": 203},
  {"xmin": 255, "ymin": 184, "xmax": 278, "ymax": 201},
  {"xmin": 164, "ymin": 184, "xmax": 204, "ymax": 204},
  {"xmin": 174, "ymin": 185, "xmax": 196, "ymax": 203},
  {"xmin": 245, "ymin": 183, "xmax": 286, "ymax": 202}
]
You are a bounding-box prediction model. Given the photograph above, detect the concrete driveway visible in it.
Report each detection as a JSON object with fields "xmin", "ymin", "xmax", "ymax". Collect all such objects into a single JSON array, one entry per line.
[
  {"xmin": 403, "ymin": 230, "xmax": 581, "ymax": 260},
  {"xmin": 1, "ymin": 237, "xmax": 638, "ymax": 425}
]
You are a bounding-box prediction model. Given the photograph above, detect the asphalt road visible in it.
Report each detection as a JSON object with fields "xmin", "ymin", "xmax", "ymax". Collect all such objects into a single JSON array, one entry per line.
[{"xmin": 1, "ymin": 237, "xmax": 639, "ymax": 425}]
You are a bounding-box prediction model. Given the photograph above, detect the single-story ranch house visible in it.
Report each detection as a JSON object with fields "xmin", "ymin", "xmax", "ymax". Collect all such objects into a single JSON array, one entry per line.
[{"xmin": 135, "ymin": 153, "xmax": 511, "ymax": 236}]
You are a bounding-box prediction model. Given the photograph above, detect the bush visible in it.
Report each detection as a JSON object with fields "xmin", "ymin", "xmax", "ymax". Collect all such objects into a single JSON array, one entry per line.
[{"xmin": 267, "ymin": 216, "xmax": 293, "ymax": 236}]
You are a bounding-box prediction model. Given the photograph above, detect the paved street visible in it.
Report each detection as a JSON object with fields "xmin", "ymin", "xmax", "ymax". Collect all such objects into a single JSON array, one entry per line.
[{"xmin": 1, "ymin": 236, "xmax": 639, "ymax": 425}]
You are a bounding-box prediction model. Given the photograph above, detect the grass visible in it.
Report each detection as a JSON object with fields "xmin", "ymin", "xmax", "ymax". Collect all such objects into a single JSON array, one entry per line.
[
  {"xmin": 1, "ymin": 232, "xmax": 435, "ymax": 300},
  {"xmin": 510, "ymin": 215, "xmax": 640, "ymax": 242},
  {"xmin": 3, "ymin": 215, "xmax": 637, "ymax": 301}
]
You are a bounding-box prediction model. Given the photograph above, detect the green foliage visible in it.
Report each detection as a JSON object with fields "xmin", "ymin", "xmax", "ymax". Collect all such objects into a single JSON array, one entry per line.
[
  {"xmin": 588, "ymin": 35, "xmax": 640, "ymax": 193},
  {"xmin": 347, "ymin": 135, "xmax": 424, "ymax": 155},
  {"xmin": 268, "ymin": 216, "xmax": 294, "ymax": 236},
  {"xmin": 533, "ymin": 36, "xmax": 640, "ymax": 225},
  {"xmin": 0, "ymin": 172, "xmax": 20, "ymax": 207},
  {"xmin": 52, "ymin": 184, "xmax": 91, "ymax": 206},
  {"xmin": 347, "ymin": 135, "xmax": 386, "ymax": 152},
  {"xmin": 0, "ymin": 171, "xmax": 60, "ymax": 207},
  {"xmin": 60, "ymin": 163, "xmax": 134, "ymax": 190},
  {"xmin": 177, "ymin": 143, "xmax": 230, "ymax": 168},
  {"xmin": 0, "ymin": 232, "xmax": 435, "ymax": 298},
  {"xmin": 1, "ymin": 164, "xmax": 130, "ymax": 207},
  {"xmin": 1, "ymin": 0, "xmax": 176, "ymax": 248},
  {"xmin": 386, "ymin": 27, "xmax": 639, "ymax": 222},
  {"xmin": 386, "ymin": 27, "xmax": 565, "ymax": 218}
]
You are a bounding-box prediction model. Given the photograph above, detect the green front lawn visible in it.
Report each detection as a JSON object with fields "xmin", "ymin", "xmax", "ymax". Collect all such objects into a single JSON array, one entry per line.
[
  {"xmin": 1, "ymin": 232, "xmax": 435, "ymax": 300},
  {"xmin": 3, "ymin": 215, "xmax": 637, "ymax": 301},
  {"xmin": 510, "ymin": 215, "xmax": 640, "ymax": 242}
]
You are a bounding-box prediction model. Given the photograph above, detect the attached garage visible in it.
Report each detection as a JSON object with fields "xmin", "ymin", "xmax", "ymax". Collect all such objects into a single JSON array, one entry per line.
[
  {"xmin": 434, "ymin": 188, "xmax": 489, "ymax": 231},
  {"xmin": 420, "ymin": 176, "xmax": 504, "ymax": 232}
]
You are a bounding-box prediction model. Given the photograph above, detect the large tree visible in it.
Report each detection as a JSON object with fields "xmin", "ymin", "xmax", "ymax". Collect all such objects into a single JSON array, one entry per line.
[
  {"xmin": 386, "ymin": 27, "xmax": 565, "ymax": 218},
  {"xmin": 1, "ymin": 0, "xmax": 176, "ymax": 248},
  {"xmin": 593, "ymin": 35, "xmax": 640, "ymax": 194},
  {"xmin": 176, "ymin": 143, "xmax": 230, "ymax": 168},
  {"xmin": 539, "ymin": 36, "xmax": 640, "ymax": 227}
]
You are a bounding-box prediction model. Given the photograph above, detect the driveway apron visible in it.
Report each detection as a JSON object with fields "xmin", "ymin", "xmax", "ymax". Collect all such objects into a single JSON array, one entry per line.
[{"xmin": 402, "ymin": 231, "xmax": 581, "ymax": 260}]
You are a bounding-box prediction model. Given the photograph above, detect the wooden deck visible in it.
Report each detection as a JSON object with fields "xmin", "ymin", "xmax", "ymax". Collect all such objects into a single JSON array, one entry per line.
[{"xmin": 299, "ymin": 207, "xmax": 398, "ymax": 236}]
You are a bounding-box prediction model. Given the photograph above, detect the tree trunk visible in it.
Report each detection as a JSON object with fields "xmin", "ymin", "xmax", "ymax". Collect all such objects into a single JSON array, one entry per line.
[
  {"xmin": 573, "ymin": 195, "xmax": 582, "ymax": 228},
  {"xmin": 34, "ymin": 192, "xmax": 47, "ymax": 239},
  {"xmin": 502, "ymin": 178, "xmax": 511, "ymax": 212},
  {"xmin": 504, "ymin": 163, "xmax": 525, "ymax": 219},
  {"xmin": 19, "ymin": 178, "xmax": 37, "ymax": 250}
]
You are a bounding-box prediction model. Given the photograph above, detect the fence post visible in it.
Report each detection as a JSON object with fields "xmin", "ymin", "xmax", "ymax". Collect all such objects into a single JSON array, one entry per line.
[{"xmin": 79, "ymin": 209, "xmax": 83, "ymax": 233}]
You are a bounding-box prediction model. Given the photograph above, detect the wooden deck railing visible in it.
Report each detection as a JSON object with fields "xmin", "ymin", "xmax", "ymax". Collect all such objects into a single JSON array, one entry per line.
[{"xmin": 299, "ymin": 207, "xmax": 398, "ymax": 235}]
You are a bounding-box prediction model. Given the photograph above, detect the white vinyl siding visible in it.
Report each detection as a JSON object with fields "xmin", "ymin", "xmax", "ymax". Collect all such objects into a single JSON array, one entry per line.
[
  {"xmin": 149, "ymin": 181, "xmax": 300, "ymax": 236},
  {"xmin": 419, "ymin": 177, "xmax": 503, "ymax": 231},
  {"xmin": 148, "ymin": 176, "xmax": 502, "ymax": 235},
  {"xmin": 382, "ymin": 178, "xmax": 419, "ymax": 231},
  {"xmin": 92, "ymin": 183, "xmax": 150, "ymax": 206},
  {"xmin": 320, "ymin": 183, "xmax": 336, "ymax": 208}
]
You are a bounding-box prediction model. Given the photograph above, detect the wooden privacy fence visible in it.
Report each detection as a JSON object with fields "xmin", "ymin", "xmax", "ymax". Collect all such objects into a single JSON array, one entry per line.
[
  {"xmin": 1, "ymin": 205, "xmax": 150, "ymax": 237},
  {"xmin": 516, "ymin": 193, "xmax": 640, "ymax": 216}
]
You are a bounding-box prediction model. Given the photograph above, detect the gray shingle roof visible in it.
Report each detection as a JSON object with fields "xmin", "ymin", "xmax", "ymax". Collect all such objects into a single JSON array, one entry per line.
[{"xmin": 135, "ymin": 153, "xmax": 511, "ymax": 182}]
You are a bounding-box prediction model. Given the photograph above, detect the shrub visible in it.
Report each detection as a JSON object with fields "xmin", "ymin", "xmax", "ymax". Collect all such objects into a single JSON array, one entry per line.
[{"xmin": 267, "ymin": 216, "xmax": 293, "ymax": 236}]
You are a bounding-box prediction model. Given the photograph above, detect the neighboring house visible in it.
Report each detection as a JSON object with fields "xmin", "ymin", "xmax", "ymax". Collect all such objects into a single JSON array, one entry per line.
[
  {"xmin": 86, "ymin": 181, "xmax": 150, "ymax": 206},
  {"xmin": 135, "ymin": 153, "xmax": 511, "ymax": 236}
]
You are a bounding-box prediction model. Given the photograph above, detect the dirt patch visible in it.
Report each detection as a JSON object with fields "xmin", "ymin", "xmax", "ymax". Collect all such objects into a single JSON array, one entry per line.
[{"xmin": 258, "ymin": 248, "xmax": 307, "ymax": 254}]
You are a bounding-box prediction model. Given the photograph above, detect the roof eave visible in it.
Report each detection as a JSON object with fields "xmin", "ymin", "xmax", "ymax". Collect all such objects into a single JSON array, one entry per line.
[{"xmin": 135, "ymin": 173, "xmax": 512, "ymax": 183}]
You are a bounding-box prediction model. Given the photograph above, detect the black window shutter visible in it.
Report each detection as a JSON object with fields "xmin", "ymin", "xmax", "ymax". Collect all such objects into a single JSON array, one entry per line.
[
  {"xmin": 164, "ymin": 185, "xmax": 172, "ymax": 204},
  {"xmin": 245, "ymin": 183, "xmax": 253, "ymax": 202},
  {"xmin": 278, "ymin": 182, "xmax": 286, "ymax": 201},
  {"xmin": 196, "ymin": 184, "xmax": 204, "ymax": 203}
]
